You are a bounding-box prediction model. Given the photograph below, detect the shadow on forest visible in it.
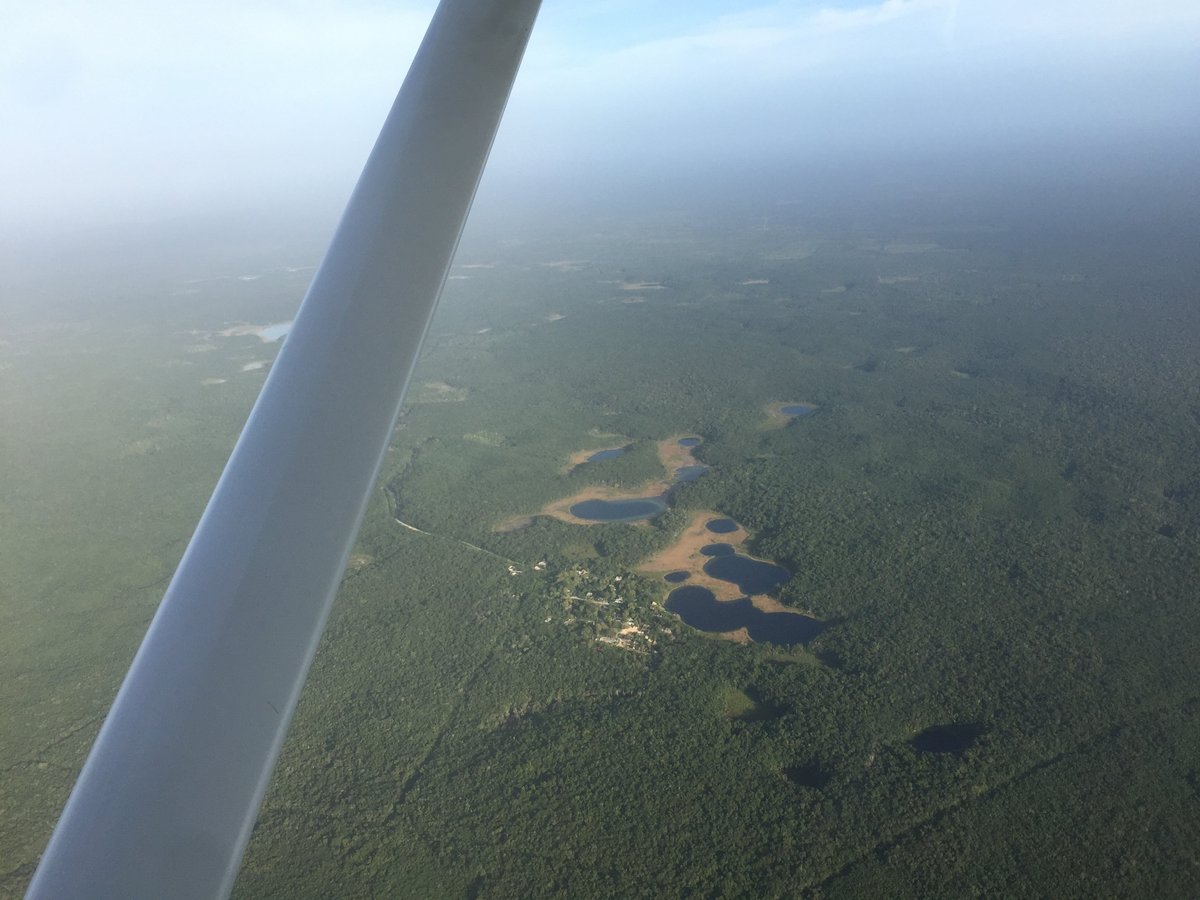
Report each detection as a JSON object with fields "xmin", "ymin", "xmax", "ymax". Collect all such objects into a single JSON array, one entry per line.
[
  {"xmin": 783, "ymin": 762, "xmax": 832, "ymax": 789},
  {"xmin": 911, "ymin": 723, "xmax": 986, "ymax": 754}
]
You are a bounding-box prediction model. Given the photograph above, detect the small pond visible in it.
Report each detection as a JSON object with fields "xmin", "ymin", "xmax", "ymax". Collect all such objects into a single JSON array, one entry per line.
[
  {"xmin": 678, "ymin": 437, "xmax": 702, "ymax": 447},
  {"xmin": 674, "ymin": 465, "xmax": 708, "ymax": 483},
  {"xmin": 664, "ymin": 571, "xmax": 690, "ymax": 584},
  {"xmin": 585, "ymin": 447, "xmax": 628, "ymax": 463},
  {"xmin": 570, "ymin": 497, "xmax": 667, "ymax": 522},
  {"xmin": 666, "ymin": 586, "xmax": 824, "ymax": 646},
  {"xmin": 705, "ymin": 518, "xmax": 738, "ymax": 534}
]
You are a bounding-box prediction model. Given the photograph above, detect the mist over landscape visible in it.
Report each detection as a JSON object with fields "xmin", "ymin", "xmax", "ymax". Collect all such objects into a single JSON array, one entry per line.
[
  {"xmin": 3, "ymin": 0, "xmax": 1198, "ymax": 233},
  {"xmin": 4, "ymin": 1, "xmax": 1200, "ymax": 897}
]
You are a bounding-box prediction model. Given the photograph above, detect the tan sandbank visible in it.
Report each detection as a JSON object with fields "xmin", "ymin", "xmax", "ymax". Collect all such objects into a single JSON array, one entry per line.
[{"xmin": 501, "ymin": 436, "xmax": 704, "ymax": 529}]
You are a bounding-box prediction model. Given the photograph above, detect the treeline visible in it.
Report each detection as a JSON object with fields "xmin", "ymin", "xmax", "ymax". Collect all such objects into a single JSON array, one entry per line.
[{"xmin": 229, "ymin": 218, "xmax": 1200, "ymax": 898}]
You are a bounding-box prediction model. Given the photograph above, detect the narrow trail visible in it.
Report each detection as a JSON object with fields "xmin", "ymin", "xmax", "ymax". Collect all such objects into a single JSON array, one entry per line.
[
  {"xmin": 392, "ymin": 517, "xmax": 518, "ymax": 566},
  {"xmin": 379, "ymin": 645, "xmax": 501, "ymax": 828}
]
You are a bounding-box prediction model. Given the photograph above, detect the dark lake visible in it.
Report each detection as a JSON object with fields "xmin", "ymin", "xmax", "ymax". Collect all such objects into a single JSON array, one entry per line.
[
  {"xmin": 705, "ymin": 554, "xmax": 790, "ymax": 595},
  {"xmin": 678, "ymin": 437, "xmax": 702, "ymax": 447},
  {"xmin": 698, "ymin": 542, "xmax": 789, "ymax": 594},
  {"xmin": 570, "ymin": 497, "xmax": 667, "ymax": 522},
  {"xmin": 585, "ymin": 447, "xmax": 627, "ymax": 463},
  {"xmin": 666, "ymin": 586, "xmax": 824, "ymax": 646},
  {"xmin": 706, "ymin": 518, "xmax": 738, "ymax": 534},
  {"xmin": 674, "ymin": 465, "xmax": 708, "ymax": 483},
  {"xmin": 664, "ymin": 571, "xmax": 690, "ymax": 584}
]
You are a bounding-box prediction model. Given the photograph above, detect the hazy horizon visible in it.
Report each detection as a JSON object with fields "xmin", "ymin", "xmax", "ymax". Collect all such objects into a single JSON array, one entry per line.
[{"xmin": 3, "ymin": 0, "xmax": 1198, "ymax": 237}]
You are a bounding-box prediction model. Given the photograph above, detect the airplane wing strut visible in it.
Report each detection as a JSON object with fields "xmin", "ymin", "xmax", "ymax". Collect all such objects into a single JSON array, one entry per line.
[{"xmin": 26, "ymin": 1, "xmax": 542, "ymax": 896}]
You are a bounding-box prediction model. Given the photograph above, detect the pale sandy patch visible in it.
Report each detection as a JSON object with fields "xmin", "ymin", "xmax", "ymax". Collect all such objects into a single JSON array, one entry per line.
[
  {"xmin": 218, "ymin": 322, "xmax": 291, "ymax": 342},
  {"xmin": 560, "ymin": 435, "xmax": 699, "ymax": 477},
  {"xmin": 241, "ymin": 361, "xmax": 268, "ymax": 372},
  {"xmin": 740, "ymin": 279, "xmax": 769, "ymax": 285},
  {"xmin": 201, "ymin": 378, "xmax": 227, "ymax": 385},
  {"xmin": 546, "ymin": 313, "xmax": 567, "ymax": 322},
  {"xmin": 506, "ymin": 436, "xmax": 702, "ymax": 529},
  {"xmin": 640, "ymin": 511, "xmax": 810, "ymax": 646},
  {"xmin": 715, "ymin": 627, "xmax": 752, "ymax": 644},
  {"xmin": 639, "ymin": 509, "xmax": 748, "ymax": 600},
  {"xmin": 750, "ymin": 594, "xmax": 804, "ymax": 615},
  {"xmin": 621, "ymin": 281, "xmax": 664, "ymax": 291},
  {"xmin": 494, "ymin": 515, "xmax": 535, "ymax": 532},
  {"xmin": 416, "ymin": 381, "xmax": 467, "ymax": 403},
  {"xmin": 658, "ymin": 435, "xmax": 702, "ymax": 472},
  {"xmin": 220, "ymin": 324, "xmax": 261, "ymax": 338}
]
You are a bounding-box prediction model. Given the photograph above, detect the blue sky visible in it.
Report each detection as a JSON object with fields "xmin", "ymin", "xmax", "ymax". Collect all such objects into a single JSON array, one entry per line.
[{"xmin": 3, "ymin": 0, "xmax": 1198, "ymax": 230}]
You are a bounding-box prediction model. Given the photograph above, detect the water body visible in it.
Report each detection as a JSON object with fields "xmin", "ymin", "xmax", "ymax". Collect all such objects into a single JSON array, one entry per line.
[
  {"xmin": 666, "ymin": 586, "xmax": 824, "ymax": 646},
  {"xmin": 664, "ymin": 571, "xmax": 690, "ymax": 584},
  {"xmin": 781, "ymin": 403, "xmax": 817, "ymax": 417},
  {"xmin": 706, "ymin": 518, "xmax": 738, "ymax": 534},
  {"xmin": 704, "ymin": 552, "xmax": 790, "ymax": 595},
  {"xmin": 570, "ymin": 497, "xmax": 667, "ymax": 522},
  {"xmin": 565, "ymin": 437, "xmax": 704, "ymax": 523},
  {"xmin": 700, "ymin": 543, "xmax": 735, "ymax": 557},
  {"xmin": 586, "ymin": 447, "xmax": 628, "ymax": 463}
]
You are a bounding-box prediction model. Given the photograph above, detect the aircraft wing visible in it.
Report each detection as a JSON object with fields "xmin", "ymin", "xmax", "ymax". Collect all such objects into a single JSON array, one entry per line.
[{"xmin": 26, "ymin": 1, "xmax": 542, "ymax": 896}]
